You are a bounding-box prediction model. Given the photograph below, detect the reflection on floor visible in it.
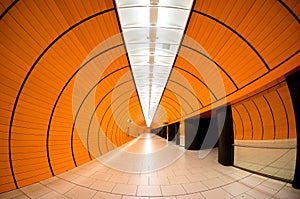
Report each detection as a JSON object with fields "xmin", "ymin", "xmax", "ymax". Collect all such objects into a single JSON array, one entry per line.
[{"xmin": 1, "ymin": 134, "xmax": 299, "ymax": 199}]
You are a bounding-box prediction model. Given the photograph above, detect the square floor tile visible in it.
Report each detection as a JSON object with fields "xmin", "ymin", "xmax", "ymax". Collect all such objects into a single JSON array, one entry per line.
[
  {"xmin": 46, "ymin": 178, "xmax": 75, "ymax": 194},
  {"xmin": 122, "ymin": 196, "xmax": 149, "ymax": 199},
  {"xmin": 89, "ymin": 180, "xmax": 116, "ymax": 192},
  {"xmin": 112, "ymin": 184, "xmax": 137, "ymax": 195},
  {"xmin": 176, "ymin": 193, "xmax": 204, "ymax": 199},
  {"xmin": 201, "ymin": 188, "xmax": 232, "ymax": 199},
  {"xmin": 246, "ymin": 184, "xmax": 276, "ymax": 199},
  {"xmin": 137, "ymin": 185, "xmax": 161, "ymax": 197},
  {"xmin": 72, "ymin": 175, "xmax": 96, "ymax": 187},
  {"xmin": 185, "ymin": 173, "xmax": 207, "ymax": 182},
  {"xmin": 38, "ymin": 191, "xmax": 67, "ymax": 199},
  {"xmin": 157, "ymin": 170, "xmax": 175, "ymax": 178},
  {"xmin": 182, "ymin": 181, "xmax": 208, "ymax": 193},
  {"xmin": 40, "ymin": 176, "xmax": 59, "ymax": 185},
  {"xmin": 92, "ymin": 165, "xmax": 110, "ymax": 173},
  {"xmin": 232, "ymin": 193, "xmax": 254, "ymax": 199},
  {"xmin": 58, "ymin": 171, "xmax": 80, "ymax": 181},
  {"xmin": 202, "ymin": 170, "xmax": 221, "ymax": 178},
  {"xmin": 150, "ymin": 176, "xmax": 169, "ymax": 185},
  {"xmin": 92, "ymin": 191, "xmax": 121, "ymax": 199},
  {"xmin": 65, "ymin": 186, "xmax": 97, "ymax": 199},
  {"xmin": 20, "ymin": 183, "xmax": 52, "ymax": 199},
  {"xmin": 260, "ymin": 178, "xmax": 286, "ymax": 191},
  {"xmin": 274, "ymin": 185, "xmax": 300, "ymax": 199},
  {"xmin": 202, "ymin": 177, "xmax": 226, "ymax": 189},
  {"xmin": 161, "ymin": 184, "xmax": 186, "ymax": 196},
  {"xmin": 217, "ymin": 174, "xmax": 236, "ymax": 184},
  {"xmin": 109, "ymin": 175, "xmax": 130, "ymax": 184},
  {"xmin": 11, "ymin": 194, "xmax": 30, "ymax": 199},
  {"xmin": 239, "ymin": 174, "xmax": 266, "ymax": 188},
  {"xmin": 168, "ymin": 176, "xmax": 189, "ymax": 184},
  {"xmin": 129, "ymin": 176, "xmax": 149, "ymax": 185},
  {"xmin": 91, "ymin": 171, "xmax": 113, "ymax": 181},
  {"xmin": 222, "ymin": 182, "xmax": 251, "ymax": 196},
  {"xmin": 0, "ymin": 189, "xmax": 24, "ymax": 198}
]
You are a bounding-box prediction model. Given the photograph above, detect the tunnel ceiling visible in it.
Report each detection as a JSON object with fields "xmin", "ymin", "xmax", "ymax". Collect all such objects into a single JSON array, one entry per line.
[{"xmin": 0, "ymin": 0, "xmax": 299, "ymax": 193}]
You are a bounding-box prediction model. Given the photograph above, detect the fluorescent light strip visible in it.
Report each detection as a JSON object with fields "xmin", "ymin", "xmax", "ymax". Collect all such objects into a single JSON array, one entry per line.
[{"xmin": 116, "ymin": 0, "xmax": 193, "ymax": 127}]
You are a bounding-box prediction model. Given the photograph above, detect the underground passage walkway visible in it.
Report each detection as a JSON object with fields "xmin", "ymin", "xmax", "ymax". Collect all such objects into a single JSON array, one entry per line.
[{"xmin": 1, "ymin": 134, "xmax": 299, "ymax": 199}]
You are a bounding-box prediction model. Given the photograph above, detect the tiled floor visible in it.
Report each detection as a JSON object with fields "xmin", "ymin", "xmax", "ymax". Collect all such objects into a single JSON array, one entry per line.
[{"xmin": 1, "ymin": 134, "xmax": 300, "ymax": 199}]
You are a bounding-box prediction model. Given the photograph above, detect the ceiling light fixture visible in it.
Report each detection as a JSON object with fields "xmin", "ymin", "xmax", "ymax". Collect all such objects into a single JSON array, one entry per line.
[{"xmin": 116, "ymin": 0, "xmax": 193, "ymax": 127}]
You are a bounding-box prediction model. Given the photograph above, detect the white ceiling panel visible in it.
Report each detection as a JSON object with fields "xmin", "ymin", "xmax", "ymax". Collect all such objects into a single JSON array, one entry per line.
[{"xmin": 116, "ymin": 0, "xmax": 193, "ymax": 127}]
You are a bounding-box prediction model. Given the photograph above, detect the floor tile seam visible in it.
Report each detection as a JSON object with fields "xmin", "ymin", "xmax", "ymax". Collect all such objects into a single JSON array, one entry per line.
[
  {"xmin": 37, "ymin": 181, "xmax": 74, "ymax": 198},
  {"xmin": 259, "ymin": 180, "xmax": 288, "ymax": 192},
  {"xmin": 55, "ymin": 175, "xmax": 122, "ymax": 197},
  {"xmin": 219, "ymin": 186, "xmax": 236, "ymax": 197},
  {"xmin": 160, "ymin": 184, "xmax": 187, "ymax": 197},
  {"xmin": 234, "ymin": 174, "xmax": 284, "ymax": 197},
  {"xmin": 18, "ymin": 187, "xmax": 32, "ymax": 199},
  {"xmin": 21, "ymin": 182, "xmax": 55, "ymax": 199},
  {"xmin": 269, "ymin": 183, "xmax": 289, "ymax": 198},
  {"xmin": 237, "ymin": 174, "xmax": 276, "ymax": 191}
]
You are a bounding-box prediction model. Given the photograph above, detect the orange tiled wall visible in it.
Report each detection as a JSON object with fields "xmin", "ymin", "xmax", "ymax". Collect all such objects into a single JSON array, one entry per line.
[{"xmin": 232, "ymin": 81, "xmax": 296, "ymax": 140}]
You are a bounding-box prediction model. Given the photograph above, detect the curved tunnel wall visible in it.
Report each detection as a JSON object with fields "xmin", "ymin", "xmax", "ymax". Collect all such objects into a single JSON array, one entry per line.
[
  {"xmin": 0, "ymin": 0, "xmax": 299, "ymax": 193},
  {"xmin": 232, "ymin": 80, "xmax": 297, "ymax": 140}
]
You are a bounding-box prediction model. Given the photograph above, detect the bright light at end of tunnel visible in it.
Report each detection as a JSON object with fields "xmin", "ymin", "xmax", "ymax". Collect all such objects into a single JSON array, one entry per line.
[{"xmin": 116, "ymin": 0, "xmax": 193, "ymax": 127}]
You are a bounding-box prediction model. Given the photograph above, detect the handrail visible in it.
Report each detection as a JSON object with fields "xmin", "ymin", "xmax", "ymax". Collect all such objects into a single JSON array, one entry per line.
[{"xmin": 232, "ymin": 144, "xmax": 296, "ymax": 149}]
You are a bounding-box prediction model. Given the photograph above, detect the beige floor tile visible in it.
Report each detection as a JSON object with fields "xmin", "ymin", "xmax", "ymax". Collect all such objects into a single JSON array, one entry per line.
[
  {"xmin": 92, "ymin": 165, "xmax": 110, "ymax": 173},
  {"xmin": 217, "ymin": 174, "xmax": 236, "ymax": 184},
  {"xmin": 72, "ymin": 175, "xmax": 96, "ymax": 187},
  {"xmin": 12, "ymin": 195, "xmax": 30, "ymax": 199},
  {"xmin": 46, "ymin": 178, "xmax": 75, "ymax": 194},
  {"xmin": 273, "ymin": 185, "xmax": 300, "ymax": 199},
  {"xmin": 232, "ymin": 193, "xmax": 254, "ymax": 199},
  {"xmin": 239, "ymin": 174, "xmax": 266, "ymax": 188},
  {"xmin": 161, "ymin": 184, "xmax": 186, "ymax": 196},
  {"xmin": 65, "ymin": 186, "xmax": 97, "ymax": 199},
  {"xmin": 122, "ymin": 196, "xmax": 149, "ymax": 199},
  {"xmin": 168, "ymin": 176, "xmax": 189, "ymax": 184},
  {"xmin": 89, "ymin": 180, "xmax": 116, "ymax": 192},
  {"xmin": 150, "ymin": 176, "xmax": 169, "ymax": 185},
  {"xmin": 185, "ymin": 173, "xmax": 207, "ymax": 182},
  {"xmin": 128, "ymin": 176, "xmax": 149, "ymax": 185},
  {"xmin": 176, "ymin": 193, "xmax": 205, "ymax": 199},
  {"xmin": 57, "ymin": 171, "xmax": 80, "ymax": 181},
  {"xmin": 202, "ymin": 170, "xmax": 221, "ymax": 178},
  {"xmin": 149, "ymin": 197, "xmax": 176, "ymax": 199},
  {"xmin": 201, "ymin": 177, "xmax": 227, "ymax": 189},
  {"xmin": 222, "ymin": 182, "xmax": 251, "ymax": 196},
  {"xmin": 20, "ymin": 183, "xmax": 52, "ymax": 199},
  {"xmin": 109, "ymin": 174, "xmax": 130, "ymax": 184},
  {"xmin": 246, "ymin": 185, "xmax": 275, "ymax": 199},
  {"xmin": 112, "ymin": 184, "xmax": 137, "ymax": 195},
  {"xmin": 90, "ymin": 171, "xmax": 113, "ymax": 181},
  {"xmin": 260, "ymin": 178, "xmax": 286, "ymax": 191},
  {"xmin": 157, "ymin": 170, "xmax": 175, "ymax": 178},
  {"xmin": 40, "ymin": 176, "xmax": 59, "ymax": 185},
  {"xmin": 182, "ymin": 182, "xmax": 208, "ymax": 193},
  {"xmin": 38, "ymin": 191, "xmax": 68, "ymax": 199},
  {"xmin": 0, "ymin": 189, "xmax": 24, "ymax": 199},
  {"xmin": 74, "ymin": 168, "xmax": 97, "ymax": 177},
  {"xmin": 201, "ymin": 188, "xmax": 232, "ymax": 199},
  {"xmin": 92, "ymin": 191, "xmax": 121, "ymax": 199},
  {"xmin": 137, "ymin": 185, "xmax": 162, "ymax": 197},
  {"xmin": 172, "ymin": 169, "xmax": 192, "ymax": 177}
]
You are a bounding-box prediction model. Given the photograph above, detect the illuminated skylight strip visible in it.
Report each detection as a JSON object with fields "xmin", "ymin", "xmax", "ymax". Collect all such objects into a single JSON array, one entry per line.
[{"xmin": 116, "ymin": 0, "xmax": 193, "ymax": 127}]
